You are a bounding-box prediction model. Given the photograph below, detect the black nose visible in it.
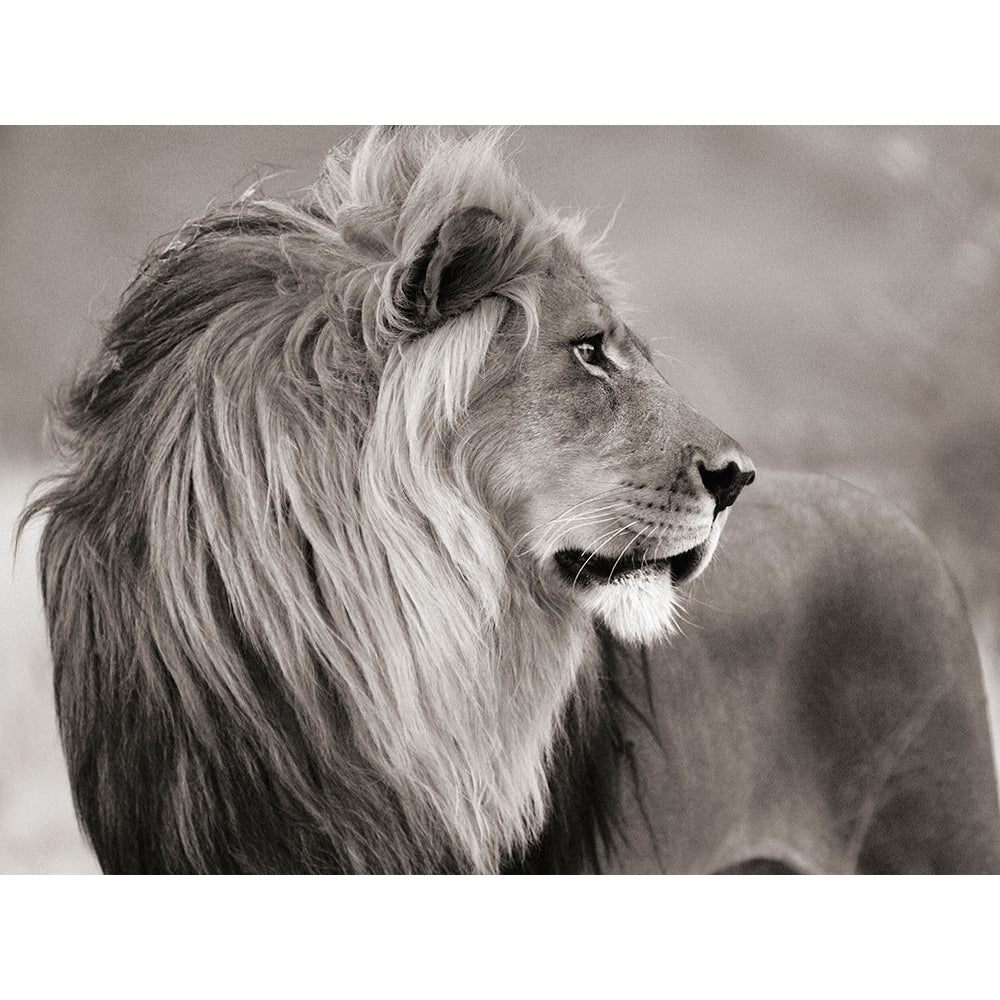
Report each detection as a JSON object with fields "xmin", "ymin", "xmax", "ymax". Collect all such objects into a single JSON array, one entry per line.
[{"xmin": 698, "ymin": 460, "xmax": 755, "ymax": 515}]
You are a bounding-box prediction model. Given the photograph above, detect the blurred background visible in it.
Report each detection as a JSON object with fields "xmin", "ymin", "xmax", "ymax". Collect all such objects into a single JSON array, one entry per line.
[{"xmin": 2, "ymin": 126, "xmax": 998, "ymax": 873}]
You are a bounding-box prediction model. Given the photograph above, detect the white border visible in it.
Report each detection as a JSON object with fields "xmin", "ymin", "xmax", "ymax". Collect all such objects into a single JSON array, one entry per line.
[{"xmin": 3, "ymin": 3, "xmax": 998, "ymax": 123}]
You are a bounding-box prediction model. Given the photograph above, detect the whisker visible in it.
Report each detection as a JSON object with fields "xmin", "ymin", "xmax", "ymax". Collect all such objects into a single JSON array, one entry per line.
[
  {"xmin": 517, "ymin": 509, "xmax": 620, "ymax": 565},
  {"xmin": 566, "ymin": 521, "xmax": 629, "ymax": 587},
  {"xmin": 572, "ymin": 520, "xmax": 641, "ymax": 588},
  {"xmin": 534, "ymin": 506, "xmax": 625, "ymax": 561},
  {"xmin": 605, "ymin": 531, "xmax": 639, "ymax": 583},
  {"xmin": 670, "ymin": 601, "xmax": 701, "ymax": 631},
  {"xmin": 531, "ymin": 493, "xmax": 625, "ymax": 537},
  {"xmin": 643, "ymin": 525, "xmax": 661, "ymax": 566},
  {"xmin": 506, "ymin": 487, "xmax": 625, "ymax": 559},
  {"xmin": 546, "ymin": 485, "xmax": 625, "ymax": 522},
  {"xmin": 523, "ymin": 500, "xmax": 630, "ymax": 563},
  {"xmin": 680, "ymin": 590, "xmax": 723, "ymax": 614}
]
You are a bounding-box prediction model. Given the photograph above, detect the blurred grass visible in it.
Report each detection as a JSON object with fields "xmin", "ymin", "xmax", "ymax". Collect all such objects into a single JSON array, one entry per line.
[{"xmin": 1, "ymin": 126, "xmax": 998, "ymax": 872}]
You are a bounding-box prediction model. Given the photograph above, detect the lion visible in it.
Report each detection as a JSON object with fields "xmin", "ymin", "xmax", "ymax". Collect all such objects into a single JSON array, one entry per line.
[{"xmin": 24, "ymin": 127, "xmax": 1000, "ymax": 873}]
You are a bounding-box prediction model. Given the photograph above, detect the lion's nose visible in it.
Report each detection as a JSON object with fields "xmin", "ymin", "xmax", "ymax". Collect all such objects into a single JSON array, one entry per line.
[{"xmin": 697, "ymin": 459, "xmax": 755, "ymax": 515}]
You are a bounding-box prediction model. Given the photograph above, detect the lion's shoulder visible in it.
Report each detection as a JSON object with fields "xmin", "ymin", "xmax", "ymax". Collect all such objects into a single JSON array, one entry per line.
[
  {"xmin": 677, "ymin": 470, "xmax": 979, "ymax": 706},
  {"xmin": 723, "ymin": 471, "xmax": 958, "ymax": 599}
]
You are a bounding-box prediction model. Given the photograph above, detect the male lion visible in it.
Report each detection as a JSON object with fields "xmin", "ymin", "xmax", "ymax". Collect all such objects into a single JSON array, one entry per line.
[{"xmin": 25, "ymin": 127, "xmax": 1000, "ymax": 873}]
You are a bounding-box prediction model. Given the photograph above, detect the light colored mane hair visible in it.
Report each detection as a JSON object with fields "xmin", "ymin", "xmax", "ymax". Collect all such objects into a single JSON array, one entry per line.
[{"xmin": 29, "ymin": 127, "xmax": 614, "ymax": 873}]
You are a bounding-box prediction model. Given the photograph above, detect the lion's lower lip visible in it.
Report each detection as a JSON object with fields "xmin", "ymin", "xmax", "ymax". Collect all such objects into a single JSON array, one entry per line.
[{"xmin": 554, "ymin": 542, "xmax": 707, "ymax": 586}]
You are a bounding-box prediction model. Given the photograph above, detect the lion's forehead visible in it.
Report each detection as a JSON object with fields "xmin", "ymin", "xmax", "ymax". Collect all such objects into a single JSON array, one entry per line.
[
  {"xmin": 535, "ymin": 278, "xmax": 608, "ymax": 341},
  {"xmin": 584, "ymin": 300, "xmax": 615, "ymax": 328}
]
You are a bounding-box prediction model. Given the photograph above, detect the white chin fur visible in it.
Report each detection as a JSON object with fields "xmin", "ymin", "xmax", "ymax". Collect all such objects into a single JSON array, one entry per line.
[{"xmin": 576, "ymin": 569, "xmax": 679, "ymax": 645}]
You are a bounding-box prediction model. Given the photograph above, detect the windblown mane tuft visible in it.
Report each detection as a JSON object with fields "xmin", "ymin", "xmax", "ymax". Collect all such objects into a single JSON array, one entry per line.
[{"xmin": 24, "ymin": 126, "xmax": 611, "ymax": 873}]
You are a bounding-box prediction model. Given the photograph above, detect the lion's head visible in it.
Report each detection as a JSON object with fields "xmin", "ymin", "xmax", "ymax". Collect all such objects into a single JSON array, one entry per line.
[{"xmin": 28, "ymin": 127, "xmax": 753, "ymax": 873}]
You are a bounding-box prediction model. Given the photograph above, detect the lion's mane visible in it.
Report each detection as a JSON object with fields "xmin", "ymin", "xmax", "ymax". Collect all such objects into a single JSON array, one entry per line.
[{"xmin": 26, "ymin": 128, "xmax": 620, "ymax": 873}]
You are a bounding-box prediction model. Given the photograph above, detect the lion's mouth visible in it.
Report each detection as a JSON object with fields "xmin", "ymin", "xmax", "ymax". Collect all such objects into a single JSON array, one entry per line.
[{"xmin": 554, "ymin": 540, "xmax": 708, "ymax": 587}]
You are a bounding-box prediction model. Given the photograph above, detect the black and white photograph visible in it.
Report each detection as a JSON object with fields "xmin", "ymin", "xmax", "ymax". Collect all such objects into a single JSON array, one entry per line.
[{"xmin": 4, "ymin": 125, "xmax": 999, "ymax": 878}]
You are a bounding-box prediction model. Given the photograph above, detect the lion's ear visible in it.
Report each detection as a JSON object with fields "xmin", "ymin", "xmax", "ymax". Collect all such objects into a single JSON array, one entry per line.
[{"xmin": 396, "ymin": 207, "xmax": 515, "ymax": 331}]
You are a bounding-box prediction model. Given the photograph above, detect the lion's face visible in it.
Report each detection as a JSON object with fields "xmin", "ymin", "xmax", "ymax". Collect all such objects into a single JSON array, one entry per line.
[{"xmin": 471, "ymin": 244, "xmax": 755, "ymax": 643}]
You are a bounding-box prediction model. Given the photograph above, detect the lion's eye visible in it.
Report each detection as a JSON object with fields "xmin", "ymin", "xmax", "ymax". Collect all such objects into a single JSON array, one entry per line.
[{"xmin": 573, "ymin": 335, "xmax": 608, "ymax": 371}]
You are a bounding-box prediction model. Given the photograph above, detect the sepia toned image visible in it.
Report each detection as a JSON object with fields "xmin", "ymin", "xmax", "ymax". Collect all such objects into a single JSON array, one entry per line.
[{"xmin": 2, "ymin": 126, "xmax": 998, "ymax": 873}]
